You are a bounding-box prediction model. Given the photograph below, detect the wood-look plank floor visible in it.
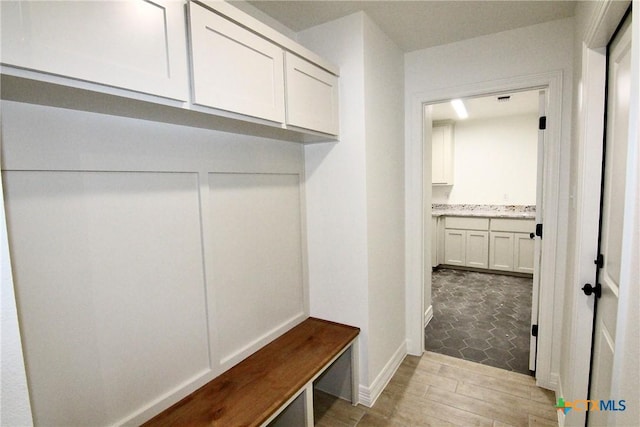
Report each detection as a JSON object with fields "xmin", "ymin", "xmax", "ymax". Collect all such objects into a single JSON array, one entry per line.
[{"xmin": 314, "ymin": 351, "xmax": 558, "ymax": 427}]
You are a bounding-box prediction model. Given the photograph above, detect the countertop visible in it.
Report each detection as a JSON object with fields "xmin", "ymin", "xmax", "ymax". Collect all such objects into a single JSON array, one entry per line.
[{"xmin": 431, "ymin": 204, "xmax": 536, "ymax": 219}]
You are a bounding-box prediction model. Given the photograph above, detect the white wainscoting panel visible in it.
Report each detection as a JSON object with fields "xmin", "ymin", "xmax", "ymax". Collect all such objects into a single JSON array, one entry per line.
[
  {"xmin": 0, "ymin": 100, "xmax": 306, "ymax": 425},
  {"xmin": 3, "ymin": 171, "xmax": 210, "ymax": 426},
  {"xmin": 208, "ymin": 173, "xmax": 305, "ymax": 368}
]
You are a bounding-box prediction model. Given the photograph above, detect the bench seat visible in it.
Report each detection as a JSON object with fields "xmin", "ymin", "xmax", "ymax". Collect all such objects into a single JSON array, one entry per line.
[{"xmin": 143, "ymin": 317, "xmax": 359, "ymax": 426}]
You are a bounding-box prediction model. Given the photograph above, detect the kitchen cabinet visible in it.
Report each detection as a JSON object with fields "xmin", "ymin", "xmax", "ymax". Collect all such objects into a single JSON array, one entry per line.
[
  {"xmin": 432, "ymin": 122, "xmax": 454, "ymax": 185},
  {"xmin": 431, "ymin": 217, "xmax": 438, "ymax": 267},
  {"xmin": 189, "ymin": 1, "xmax": 285, "ymax": 123},
  {"xmin": 514, "ymin": 233, "xmax": 535, "ymax": 273},
  {"xmin": 443, "ymin": 217, "xmax": 489, "ymax": 268},
  {"xmin": 285, "ymin": 53, "xmax": 339, "ymax": 135},
  {"xmin": 444, "ymin": 229, "xmax": 465, "ymax": 266},
  {"xmin": 489, "ymin": 232, "xmax": 515, "ymax": 271},
  {"xmin": 441, "ymin": 215, "xmax": 534, "ymax": 274},
  {"xmin": 0, "ymin": 0, "xmax": 190, "ymax": 101},
  {"xmin": 489, "ymin": 219, "xmax": 535, "ymax": 273}
]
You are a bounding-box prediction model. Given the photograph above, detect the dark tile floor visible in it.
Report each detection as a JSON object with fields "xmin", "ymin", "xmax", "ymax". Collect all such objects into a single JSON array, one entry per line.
[{"xmin": 424, "ymin": 268, "xmax": 533, "ymax": 375}]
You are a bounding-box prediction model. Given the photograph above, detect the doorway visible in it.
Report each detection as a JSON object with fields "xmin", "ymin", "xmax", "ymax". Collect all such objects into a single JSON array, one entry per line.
[
  {"xmin": 424, "ymin": 89, "xmax": 542, "ymax": 375},
  {"xmin": 405, "ymin": 70, "xmax": 564, "ymax": 389}
]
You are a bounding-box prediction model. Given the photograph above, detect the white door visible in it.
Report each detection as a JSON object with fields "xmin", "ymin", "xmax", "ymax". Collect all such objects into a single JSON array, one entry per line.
[
  {"xmin": 587, "ymin": 14, "xmax": 631, "ymax": 427},
  {"xmin": 529, "ymin": 89, "xmax": 546, "ymax": 371}
]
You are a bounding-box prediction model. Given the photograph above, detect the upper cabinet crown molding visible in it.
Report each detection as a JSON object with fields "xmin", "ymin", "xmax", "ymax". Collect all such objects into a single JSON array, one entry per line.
[{"xmin": 0, "ymin": 0, "xmax": 340, "ymax": 143}]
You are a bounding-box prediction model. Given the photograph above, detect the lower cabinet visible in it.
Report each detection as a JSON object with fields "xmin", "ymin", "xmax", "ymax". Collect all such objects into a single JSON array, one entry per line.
[
  {"xmin": 443, "ymin": 229, "xmax": 488, "ymax": 268},
  {"xmin": 514, "ymin": 233, "xmax": 535, "ymax": 273},
  {"xmin": 442, "ymin": 216, "xmax": 534, "ymax": 274}
]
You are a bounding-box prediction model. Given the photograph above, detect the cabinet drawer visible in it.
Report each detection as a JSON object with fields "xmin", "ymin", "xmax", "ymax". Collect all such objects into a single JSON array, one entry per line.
[
  {"xmin": 445, "ymin": 216, "xmax": 489, "ymax": 231},
  {"xmin": 490, "ymin": 218, "xmax": 535, "ymax": 233}
]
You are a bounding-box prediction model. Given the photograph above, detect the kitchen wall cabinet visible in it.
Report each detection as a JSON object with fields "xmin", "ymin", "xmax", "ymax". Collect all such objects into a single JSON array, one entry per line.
[
  {"xmin": 285, "ymin": 53, "xmax": 339, "ymax": 135},
  {"xmin": 189, "ymin": 2, "xmax": 285, "ymax": 123},
  {"xmin": 432, "ymin": 122, "xmax": 454, "ymax": 185},
  {"xmin": 0, "ymin": 0, "xmax": 190, "ymax": 101}
]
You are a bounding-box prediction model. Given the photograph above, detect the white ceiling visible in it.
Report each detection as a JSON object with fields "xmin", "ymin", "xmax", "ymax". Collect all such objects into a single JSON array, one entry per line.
[
  {"xmin": 246, "ymin": 0, "xmax": 576, "ymax": 52},
  {"xmin": 431, "ymin": 89, "xmax": 540, "ymax": 122}
]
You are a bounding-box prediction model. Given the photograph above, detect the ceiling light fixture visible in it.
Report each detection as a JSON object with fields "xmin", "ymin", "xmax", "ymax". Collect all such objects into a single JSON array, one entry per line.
[{"xmin": 451, "ymin": 99, "xmax": 468, "ymax": 119}]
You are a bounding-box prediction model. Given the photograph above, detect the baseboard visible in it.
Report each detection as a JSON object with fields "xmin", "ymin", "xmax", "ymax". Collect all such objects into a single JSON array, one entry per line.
[
  {"xmin": 358, "ymin": 340, "xmax": 406, "ymax": 407},
  {"xmin": 424, "ymin": 305, "xmax": 433, "ymax": 327}
]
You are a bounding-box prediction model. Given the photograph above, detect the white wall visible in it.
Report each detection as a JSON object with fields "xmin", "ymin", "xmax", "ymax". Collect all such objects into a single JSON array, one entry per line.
[
  {"xmin": 405, "ymin": 17, "xmax": 574, "ymax": 387},
  {"xmin": 1, "ymin": 100, "xmax": 306, "ymax": 425},
  {"xmin": 0, "ymin": 170, "xmax": 33, "ymax": 427},
  {"xmin": 432, "ymin": 113, "xmax": 538, "ymax": 205},
  {"xmin": 297, "ymin": 11, "xmax": 370, "ymax": 382},
  {"xmin": 363, "ymin": 14, "xmax": 406, "ymax": 389},
  {"xmin": 298, "ymin": 11, "xmax": 406, "ymax": 405}
]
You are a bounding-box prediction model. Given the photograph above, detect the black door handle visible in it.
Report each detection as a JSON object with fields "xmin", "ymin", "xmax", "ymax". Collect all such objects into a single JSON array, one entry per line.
[
  {"xmin": 582, "ymin": 283, "xmax": 602, "ymax": 298},
  {"xmin": 529, "ymin": 232, "xmax": 535, "ymax": 239}
]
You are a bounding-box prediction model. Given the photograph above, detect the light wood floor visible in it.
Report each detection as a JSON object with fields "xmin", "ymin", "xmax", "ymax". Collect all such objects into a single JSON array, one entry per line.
[{"xmin": 314, "ymin": 351, "xmax": 558, "ymax": 427}]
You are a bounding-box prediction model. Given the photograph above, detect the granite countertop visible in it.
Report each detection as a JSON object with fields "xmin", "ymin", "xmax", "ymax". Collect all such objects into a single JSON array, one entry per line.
[{"xmin": 432, "ymin": 204, "xmax": 536, "ymax": 219}]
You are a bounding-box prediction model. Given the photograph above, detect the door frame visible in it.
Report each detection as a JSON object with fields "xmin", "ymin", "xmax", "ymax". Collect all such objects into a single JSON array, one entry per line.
[
  {"xmin": 406, "ymin": 71, "xmax": 563, "ymax": 389},
  {"xmin": 559, "ymin": 2, "xmax": 634, "ymax": 426}
]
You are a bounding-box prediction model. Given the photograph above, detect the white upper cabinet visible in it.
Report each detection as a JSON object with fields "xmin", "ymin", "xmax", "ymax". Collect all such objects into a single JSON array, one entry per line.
[
  {"xmin": 0, "ymin": 0, "xmax": 190, "ymax": 101},
  {"xmin": 188, "ymin": 2, "xmax": 285, "ymax": 123},
  {"xmin": 285, "ymin": 53, "xmax": 339, "ymax": 136},
  {"xmin": 432, "ymin": 122, "xmax": 454, "ymax": 185}
]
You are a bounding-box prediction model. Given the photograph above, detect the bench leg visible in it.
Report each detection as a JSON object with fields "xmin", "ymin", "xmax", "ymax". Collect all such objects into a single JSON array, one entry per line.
[
  {"xmin": 304, "ymin": 383, "xmax": 314, "ymax": 426},
  {"xmin": 351, "ymin": 338, "xmax": 359, "ymax": 406}
]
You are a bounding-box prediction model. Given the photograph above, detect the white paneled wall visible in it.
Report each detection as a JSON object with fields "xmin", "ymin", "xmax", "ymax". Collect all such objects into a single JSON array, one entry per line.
[{"xmin": 1, "ymin": 100, "xmax": 306, "ymax": 425}]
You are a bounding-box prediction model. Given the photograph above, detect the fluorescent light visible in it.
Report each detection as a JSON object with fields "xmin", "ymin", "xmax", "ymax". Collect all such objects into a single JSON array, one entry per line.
[{"xmin": 451, "ymin": 99, "xmax": 468, "ymax": 119}]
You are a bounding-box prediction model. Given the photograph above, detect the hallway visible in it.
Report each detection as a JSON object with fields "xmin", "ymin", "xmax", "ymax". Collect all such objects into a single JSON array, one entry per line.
[
  {"xmin": 425, "ymin": 268, "xmax": 532, "ymax": 374},
  {"xmin": 314, "ymin": 351, "xmax": 557, "ymax": 426}
]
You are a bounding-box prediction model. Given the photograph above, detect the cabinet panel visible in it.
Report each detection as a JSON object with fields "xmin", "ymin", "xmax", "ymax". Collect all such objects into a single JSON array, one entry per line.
[
  {"xmin": 285, "ymin": 53, "xmax": 339, "ymax": 135},
  {"xmin": 489, "ymin": 232, "xmax": 514, "ymax": 271},
  {"xmin": 514, "ymin": 233, "xmax": 535, "ymax": 274},
  {"xmin": 189, "ymin": 2, "xmax": 285, "ymax": 122},
  {"xmin": 1, "ymin": 0, "xmax": 189, "ymax": 101},
  {"xmin": 431, "ymin": 217, "xmax": 438, "ymax": 268},
  {"xmin": 490, "ymin": 218, "xmax": 535, "ymax": 233},
  {"xmin": 431, "ymin": 123, "xmax": 454, "ymax": 185},
  {"xmin": 445, "ymin": 216, "xmax": 489, "ymax": 231},
  {"xmin": 444, "ymin": 229, "xmax": 466, "ymax": 266},
  {"xmin": 466, "ymin": 231, "xmax": 489, "ymax": 268}
]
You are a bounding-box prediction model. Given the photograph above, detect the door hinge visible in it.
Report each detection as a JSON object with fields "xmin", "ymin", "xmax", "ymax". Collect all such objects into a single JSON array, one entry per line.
[
  {"xmin": 532, "ymin": 324, "xmax": 538, "ymax": 337},
  {"xmin": 535, "ymin": 223, "xmax": 543, "ymax": 239},
  {"xmin": 594, "ymin": 254, "xmax": 604, "ymax": 268},
  {"xmin": 539, "ymin": 116, "xmax": 547, "ymax": 130}
]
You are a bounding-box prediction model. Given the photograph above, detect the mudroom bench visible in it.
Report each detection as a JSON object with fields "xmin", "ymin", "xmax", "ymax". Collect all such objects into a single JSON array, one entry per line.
[{"xmin": 143, "ymin": 317, "xmax": 360, "ymax": 426}]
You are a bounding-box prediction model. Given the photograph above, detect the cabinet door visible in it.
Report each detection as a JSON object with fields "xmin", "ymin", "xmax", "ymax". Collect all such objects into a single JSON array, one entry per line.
[
  {"xmin": 0, "ymin": 0, "xmax": 189, "ymax": 101},
  {"xmin": 466, "ymin": 231, "xmax": 488, "ymax": 268},
  {"xmin": 285, "ymin": 53, "xmax": 339, "ymax": 135},
  {"xmin": 444, "ymin": 229, "xmax": 465, "ymax": 266},
  {"xmin": 514, "ymin": 233, "xmax": 535, "ymax": 274},
  {"xmin": 489, "ymin": 232, "xmax": 514, "ymax": 271},
  {"xmin": 431, "ymin": 124, "xmax": 453, "ymax": 185},
  {"xmin": 431, "ymin": 217, "xmax": 438, "ymax": 268},
  {"xmin": 189, "ymin": 2, "xmax": 285, "ymax": 123}
]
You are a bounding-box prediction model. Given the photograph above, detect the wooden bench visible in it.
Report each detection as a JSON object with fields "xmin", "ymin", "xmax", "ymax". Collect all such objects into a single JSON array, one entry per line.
[{"xmin": 143, "ymin": 317, "xmax": 360, "ymax": 426}]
